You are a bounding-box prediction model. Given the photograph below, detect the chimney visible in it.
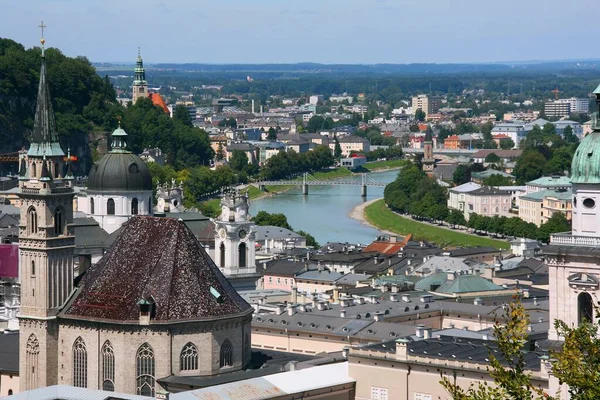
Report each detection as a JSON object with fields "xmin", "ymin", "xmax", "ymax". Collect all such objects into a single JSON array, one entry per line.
[
  {"xmin": 473, "ymin": 297, "xmax": 482, "ymax": 306},
  {"xmin": 391, "ymin": 284, "xmax": 399, "ymax": 293},
  {"xmin": 447, "ymin": 271, "xmax": 455, "ymax": 281},
  {"xmin": 415, "ymin": 324, "xmax": 425, "ymax": 338},
  {"xmin": 402, "ymin": 294, "xmax": 411, "ymax": 302},
  {"xmin": 423, "ymin": 326, "xmax": 432, "ymax": 339},
  {"xmin": 522, "ymin": 288, "xmax": 530, "ymax": 298},
  {"xmin": 381, "ymin": 285, "xmax": 389, "ymax": 293},
  {"xmin": 276, "ymin": 304, "xmax": 286, "ymax": 315},
  {"xmin": 340, "ymin": 309, "xmax": 347, "ymax": 318},
  {"xmin": 292, "ymin": 286, "xmax": 298, "ymax": 304},
  {"xmin": 317, "ymin": 301, "xmax": 326, "ymax": 311},
  {"xmin": 390, "ymin": 236, "xmax": 397, "ymax": 243},
  {"xmin": 333, "ymin": 286, "xmax": 340, "ymax": 303},
  {"xmin": 287, "ymin": 304, "xmax": 296, "ymax": 316},
  {"xmin": 374, "ymin": 255, "xmax": 380, "ymax": 265},
  {"xmin": 407, "ymin": 259, "xmax": 412, "ymax": 266},
  {"xmin": 390, "ymin": 294, "xmax": 398, "ymax": 302},
  {"xmin": 298, "ymin": 304, "xmax": 307, "ymax": 312},
  {"xmin": 342, "ymin": 347, "xmax": 349, "ymax": 359},
  {"xmin": 312, "ymin": 297, "xmax": 318, "ymax": 308},
  {"xmin": 260, "ymin": 104, "xmax": 264, "ymax": 115},
  {"xmin": 527, "ymin": 324, "xmax": 533, "ymax": 332},
  {"xmin": 317, "ymin": 261, "xmax": 324, "ymax": 272},
  {"xmin": 533, "ymin": 297, "xmax": 538, "ymax": 306},
  {"xmin": 374, "ymin": 312, "xmax": 384, "ymax": 322}
]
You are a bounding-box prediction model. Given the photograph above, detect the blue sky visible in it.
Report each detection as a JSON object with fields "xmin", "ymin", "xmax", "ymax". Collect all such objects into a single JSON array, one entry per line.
[{"xmin": 0, "ymin": 0, "xmax": 598, "ymax": 64}]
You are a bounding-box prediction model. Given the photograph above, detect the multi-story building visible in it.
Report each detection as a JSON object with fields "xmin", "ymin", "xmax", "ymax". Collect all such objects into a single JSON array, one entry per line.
[
  {"xmin": 411, "ymin": 95, "xmax": 440, "ymax": 118},
  {"xmin": 542, "ymin": 188, "xmax": 572, "ymax": 223},
  {"xmin": 447, "ymin": 182, "xmax": 480, "ymax": 214},
  {"xmin": 464, "ymin": 186, "xmax": 512, "ymax": 220},
  {"xmin": 329, "ymin": 135, "xmax": 370, "ymax": 157},
  {"xmin": 525, "ymin": 176, "xmax": 571, "ymax": 194},
  {"xmin": 518, "ymin": 190, "xmax": 546, "ymax": 226},
  {"xmin": 491, "ymin": 122, "xmax": 526, "ymax": 147},
  {"xmin": 544, "ymin": 101, "xmax": 571, "ymax": 118}
]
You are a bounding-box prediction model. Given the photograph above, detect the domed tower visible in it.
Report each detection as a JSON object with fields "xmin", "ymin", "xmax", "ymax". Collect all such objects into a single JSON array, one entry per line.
[
  {"xmin": 81, "ymin": 124, "xmax": 153, "ymax": 233},
  {"xmin": 545, "ymin": 85, "xmax": 600, "ymax": 397}
]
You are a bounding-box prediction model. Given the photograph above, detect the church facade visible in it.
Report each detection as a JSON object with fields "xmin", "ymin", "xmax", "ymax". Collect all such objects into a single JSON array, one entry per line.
[
  {"xmin": 18, "ymin": 43, "xmax": 253, "ymax": 396},
  {"xmin": 544, "ymin": 86, "xmax": 600, "ymax": 398}
]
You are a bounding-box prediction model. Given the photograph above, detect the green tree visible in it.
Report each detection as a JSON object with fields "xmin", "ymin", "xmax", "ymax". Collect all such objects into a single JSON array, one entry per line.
[
  {"xmin": 414, "ymin": 108, "xmax": 426, "ymax": 122},
  {"xmin": 267, "ymin": 127, "xmax": 278, "ymax": 140},
  {"xmin": 513, "ymin": 150, "xmax": 548, "ymax": 184},
  {"xmin": 306, "ymin": 115, "xmax": 325, "ymax": 132},
  {"xmin": 173, "ymin": 104, "xmax": 193, "ymax": 127},
  {"xmin": 230, "ymin": 150, "xmax": 249, "ymax": 171},
  {"xmin": 253, "ymin": 211, "xmax": 293, "ymax": 230},
  {"xmin": 296, "ymin": 230, "xmax": 319, "ymax": 248},
  {"xmin": 482, "ymin": 174, "xmax": 514, "ymax": 186},
  {"xmin": 562, "ymin": 125, "xmax": 579, "ymax": 145},
  {"xmin": 216, "ymin": 142, "xmax": 225, "ymax": 161},
  {"xmin": 500, "ymin": 138, "xmax": 516, "ymax": 150},
  {"xmin": 537, "ymin": 212, "xmax": 571, "ymax": 243},
  {"xmin": 453, "ymin": 164, "xmax": 472, "ymax": 185},
  {"xmin": 485, "ymin": 153, "xmax": 501, "ymax": 163},
  {"xmin": 334, "ymin": 136, "xmax": 342, "ymax": 159}
]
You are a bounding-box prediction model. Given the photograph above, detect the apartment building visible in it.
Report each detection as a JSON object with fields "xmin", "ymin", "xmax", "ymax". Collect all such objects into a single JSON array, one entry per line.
[{"xmin": 411, "ymin": 94, "xmax": 440, "ymax": 118}]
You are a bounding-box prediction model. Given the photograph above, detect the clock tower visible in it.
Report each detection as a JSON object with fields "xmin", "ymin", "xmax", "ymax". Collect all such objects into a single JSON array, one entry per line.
[{"xmin": 214, "ymin": 188, "xmax": 256, "ymax": 276}]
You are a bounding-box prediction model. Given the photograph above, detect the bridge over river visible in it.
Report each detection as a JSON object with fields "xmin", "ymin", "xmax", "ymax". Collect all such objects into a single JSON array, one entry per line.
[{"xmin": 255, "ymin": 172, "xmax": 387, "ymax": 197}]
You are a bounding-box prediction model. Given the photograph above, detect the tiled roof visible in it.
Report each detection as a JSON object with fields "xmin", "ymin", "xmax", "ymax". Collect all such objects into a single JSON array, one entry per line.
[
  {"xmin": 148, "ymin": 92, "xmax": 169, "ymax": 113},
  {"xmin": 526, "ymin": 176, "xmax": 571, "ymax": 187},
  {"xmin": 363, "ymin": 238, "xmax": 407, "ymax": 255},
  {"xmin": 62, "ymin": 216, "xmax": 252, "ymax": 323}
]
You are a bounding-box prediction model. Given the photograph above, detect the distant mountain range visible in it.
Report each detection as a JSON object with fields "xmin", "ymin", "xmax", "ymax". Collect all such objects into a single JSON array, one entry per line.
[{"xmin": 93, "ymin": 60, "xmax": 600, "ymax": 75}]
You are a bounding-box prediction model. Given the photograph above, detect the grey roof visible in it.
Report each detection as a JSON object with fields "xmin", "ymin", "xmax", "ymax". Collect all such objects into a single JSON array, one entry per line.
[
  {"xmin": 412, "ymin": 256, "xmax": 488, "ymax": 275},
  {"xmin": 73, "ymin": 217, "xmax": 114, "ymax": 254},
  {"xmin": 263, "ymin": 259, "xmax": 310, "ymax": 277},
  {"xmin": 6, "ymin": 385, "xmax": 152, "ymax": 400},
  {"xmin": 445, "ymin": 247, "xmax": 501, "ymax": 257},
  {"xmin": 467, "ymin": 186, "xmax": 512, "ymax": 196},
  {"xmin": 0, "ymin": 333, "xmax": 18, "ymax": 373},
  {"xmin": 159, "ymin": 349, "xmax": 318, "ymax": 389},
  {"xmin": 87, "ymin": 152, "xmax": 153, "ymax": 192},
  {"xmin": 449, "ymin": 182, "xmax": 481, "ymax": 193},
  {"xmin": 295, "ymin": 269, "xmax": 344, "ymax": 282},
  {"xmin": 255, "ymin": 225, "xmax": 302, "ymax": 242}
]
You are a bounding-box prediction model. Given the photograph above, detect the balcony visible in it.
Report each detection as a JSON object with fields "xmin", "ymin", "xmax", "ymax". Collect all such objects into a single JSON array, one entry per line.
[{"xmin": 550, "ymin": 232, "xmax": 600, "ymax": 247}]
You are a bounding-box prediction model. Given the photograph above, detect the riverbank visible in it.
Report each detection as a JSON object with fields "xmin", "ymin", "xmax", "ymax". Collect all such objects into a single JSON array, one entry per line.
[
  {"xmin": 348, "ymin": 198, "xmax": 399, "ymax": 237},
  {"xmin": 353, "ymin": 198, "xmax": 510, "ymax": 249}
]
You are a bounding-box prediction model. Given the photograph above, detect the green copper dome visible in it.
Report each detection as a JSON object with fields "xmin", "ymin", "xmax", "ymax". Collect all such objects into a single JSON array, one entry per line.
[{"xmin": 571, "ymin": 129, "xmax": 600, "ymax": 184}]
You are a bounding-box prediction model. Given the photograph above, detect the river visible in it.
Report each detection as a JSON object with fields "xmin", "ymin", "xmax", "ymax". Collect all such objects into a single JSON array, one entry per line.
[{"xmin": 249, "ymin": 169, "xmax": 399, "ymax": 245}]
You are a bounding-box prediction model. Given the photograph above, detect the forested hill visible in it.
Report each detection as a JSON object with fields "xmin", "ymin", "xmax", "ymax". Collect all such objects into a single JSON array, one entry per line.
[{"xmin": 0, "ymin": 38, "xmax": 121, "ymax": 174}]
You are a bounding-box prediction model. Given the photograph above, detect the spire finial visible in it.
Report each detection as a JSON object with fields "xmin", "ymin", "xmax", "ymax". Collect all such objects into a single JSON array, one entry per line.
[
  {"xmin": 138, "ymin": 47, "xmax": 141, "ymax": 57},
  {"xmin": 39, "ymin": 20, "xmax": 47, "ymax": 56},
  {"xmin": 117, "ymin": 115, "xmax": 122, "ymax": 128}
]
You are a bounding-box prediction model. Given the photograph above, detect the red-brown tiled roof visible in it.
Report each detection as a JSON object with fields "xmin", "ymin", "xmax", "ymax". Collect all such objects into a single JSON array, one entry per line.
[
  {"xmin": 148, "ymin": 92, "xmax": 169, "ymax": 113},
  {"xmin": 363, "ymin": 235, "xmax": 411, "ymax": 255},
  {"xmin": 62, "ymin": 216, "xmax": 252, "ymax": 323}
]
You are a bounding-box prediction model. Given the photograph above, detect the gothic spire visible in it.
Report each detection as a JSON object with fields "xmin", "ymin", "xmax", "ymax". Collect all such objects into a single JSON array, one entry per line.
[
  {"xmin": 28, "ymin": 22, "xmax": 65, "ymax": 157},
  {"xmin": 134, "ymin": 47, "xmax": 147, "ymax": 85}
]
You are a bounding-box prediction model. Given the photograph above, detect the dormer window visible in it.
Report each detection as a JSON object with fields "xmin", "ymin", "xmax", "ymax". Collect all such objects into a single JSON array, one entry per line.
[{"xmin": 137, "ymin": 297, "xmax": 156, "ymax": 325}]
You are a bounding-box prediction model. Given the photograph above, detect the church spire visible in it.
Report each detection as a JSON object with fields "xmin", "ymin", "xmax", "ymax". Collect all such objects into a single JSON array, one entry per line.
[
  {"xmin": 29, "ymin": 21, "xmax": 64, "ymax": 157},
  {"xmin": 134, "ymin": 47, "xmax": 147, "ymax": 85}
]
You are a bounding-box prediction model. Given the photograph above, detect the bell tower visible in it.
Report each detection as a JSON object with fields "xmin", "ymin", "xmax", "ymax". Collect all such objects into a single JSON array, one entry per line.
[
  {"xmin": 18, "ymin": 24, "xmax": 75, "ymax": 391},
  {"xmin": 214, "ymin": 189, "xmax": 256, "ymax": 276},
  {"xmin": 422, "ymin": 125, "xmax": 435, "ymax": 177},
  {"xmin": 132, "ymin": 48, "xmax": 148, "ymax": 103}
]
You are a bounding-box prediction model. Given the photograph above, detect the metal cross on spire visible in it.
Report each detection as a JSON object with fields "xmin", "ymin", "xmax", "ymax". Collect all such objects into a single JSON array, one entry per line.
[{"xmin": 39, "ymin": 20, "xmax": 47, "ymax": 56}]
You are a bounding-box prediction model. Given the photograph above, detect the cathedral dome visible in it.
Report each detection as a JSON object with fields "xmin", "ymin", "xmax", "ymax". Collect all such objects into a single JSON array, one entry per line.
[
  {"xmin": 571, "ymin": 129, "xmax": 600, "ymax": 184},
  {"xmin": 87, "ymin": 126, "xmax": 153, "ymax": 192}
]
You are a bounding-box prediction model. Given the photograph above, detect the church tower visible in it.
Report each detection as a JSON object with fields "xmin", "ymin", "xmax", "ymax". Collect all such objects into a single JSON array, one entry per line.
[
  {"xmin": 544, "ymin": 85, "xmax": 600, "ymax": 397},
  {"xmin": 132, "ymin": 48, "xmax": 148, "ymax": 103},
  {"xmin": 214, "ymin": 189, "xmax": 256, "ymax": 276},
  {"xmin": 422, "ymin": 126, "xmax": 435, "ymax": 176},
  {"xmin": 18, "ymin": 27, "xmax": 75, "ymax": 391}
]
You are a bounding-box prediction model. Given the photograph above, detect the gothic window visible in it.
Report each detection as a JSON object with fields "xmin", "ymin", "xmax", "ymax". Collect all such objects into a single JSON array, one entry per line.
[
  {"xmin": 220, "ymin": 243, "xmax": 225, "ymax": 267},
  {"xmin": 239, "ymin": 243, "xmax": 247, "ymax": 268},
  {"xmin": 27, "ymin": 207, "xmax": 38, "ymax": 235},
  {"xmin": 54, "ymin": 207, "xmax": 64, "ymax": 235},
  {"xmin": 136, "ymin": 343, "xmax": 155, "ymax": 396},
  {"xmin": 90, "ymin": 198, "xmax": 95, "ymax": 214},
  {"xmin": 73, "ymin": 337, "xmax": 88, "ymax": 388},
  {"xmin": 107, "ymin": 198, "xmax": 115, "ymax": 215},
  {"xmin": 180, "ymin": 342, "xmax": 199, "ymax": 371},
  {"xmin": 220, "ymin": 339, "xmax": 233, "ymax": 368},
  {"xmin": 26, "ymin": 334, "xmax": 39, "ymax": 390},
  {"xmin": 578, "ymin": 292, "xmax": 593, "ymax": 326},
  {"xmin": 131, "ymin": 198, "xmax": 139, "ymax": 215},
  {"xmin": 31, "ymin": 162, "xmax": 36, "ymax": 178},
  {"xmin": 31, "ymin": 260, "xmax": 35, "ymax": 276},
  {"xmin": 102, "ymin": 341, "xmax": 115, "ymax": 391}
]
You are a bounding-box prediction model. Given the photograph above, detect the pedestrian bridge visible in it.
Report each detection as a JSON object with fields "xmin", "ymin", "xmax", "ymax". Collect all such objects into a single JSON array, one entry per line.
[{"xmin": 255, "ymin": 172, "xmax": 387, "ymax": 196}]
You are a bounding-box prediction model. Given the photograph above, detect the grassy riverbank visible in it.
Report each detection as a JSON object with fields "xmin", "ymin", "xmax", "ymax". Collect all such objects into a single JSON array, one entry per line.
[
  {"xmin": 364, "ymin": 199, "xmax": 510, "ymax": 249},
  {"xmin": 363, "ymin": 158, "xmax": 406, "ymax": 171}
]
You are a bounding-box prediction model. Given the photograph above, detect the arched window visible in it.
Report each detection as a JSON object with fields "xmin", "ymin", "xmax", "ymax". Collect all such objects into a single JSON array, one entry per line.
[
  {"xmin": 90, "ymin": 198, "xmax": 95, "ymax": 214},
  {"xmin": 31, "ymin": 162, "xmax": 36, "ymax": 178},
  {"xmin": 136, "ymin": 343, "xmax": 155, "ymax": 396},
  {"xmin": 26, "ymin": 334, "xmax": 39, "ymax": 390},
  {"xmin": 107, "ymin": 198, "xmax": 115, "ymax": 215},
  {"xmin": 220, "ymin": 243, "xmax": 225, "ymax": 267},
  {"xmin": 73, "ymin": 337, "xmax": 88, "ymax": 388},
  {"xmin": 131, "ymin": 198, "xmax": 139, "ymax": 215},
  {"xmin": 239, "ymin": 243, "xmax": 247, "ymax": 268},
  {"xmin": 180, "ymin": 342, "xmax": 198, "ymax": 371},
  {"xmin": 54, "ymin": 207, "xmax": 64, "ymax": 235},
  {"xmin": 102, "ymin": 341, "xmax": 115, "ymax": 391},
  {"xmin": 220, "ymin": 339, "xmax": 233, "ymax": 368},
  {"xmin": 27, "ymin": 207, "xmax": 38, "ymax": 235},
  {"xmin": 31, "ymin": 260, "xmax": 35, "ymax": 276},
  {"xmin": 578, "ymin": 292, "xmax": 593, "ymax": 326},
  {"xmin": 7, "ymin": 390, "xmax": 12, "ymax": 395}
]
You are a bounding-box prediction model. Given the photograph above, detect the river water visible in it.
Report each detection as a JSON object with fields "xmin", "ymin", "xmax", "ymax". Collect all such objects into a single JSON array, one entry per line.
[{"xmin": 249, "ymin": 169, "xmax": 400, "ymax": 245}]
